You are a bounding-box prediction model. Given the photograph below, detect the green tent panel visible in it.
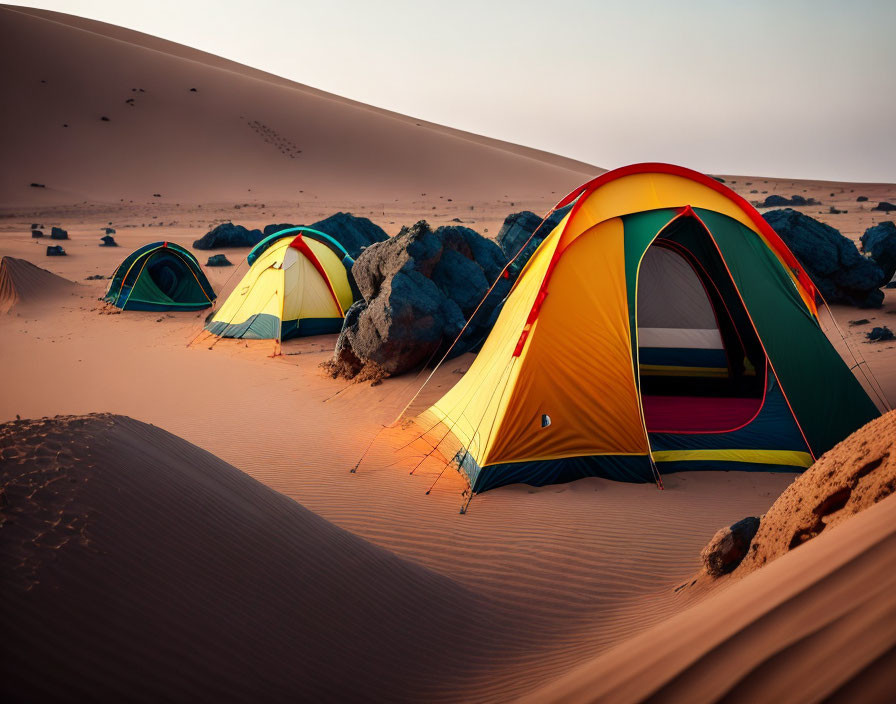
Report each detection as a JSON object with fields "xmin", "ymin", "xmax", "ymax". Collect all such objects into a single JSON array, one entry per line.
[{"xmin": 105, "ymin": 242, "xmax": 216, "ymax": 311}]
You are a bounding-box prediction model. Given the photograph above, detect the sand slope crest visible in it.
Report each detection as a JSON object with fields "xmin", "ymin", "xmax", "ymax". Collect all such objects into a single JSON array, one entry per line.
[
  {"xmin": 0, "ymin": 256, "xmax": 79, "ymax": 313},
  {"xmin": 0, "ymin": 413, "xmax": 524, "ymax": 703}
]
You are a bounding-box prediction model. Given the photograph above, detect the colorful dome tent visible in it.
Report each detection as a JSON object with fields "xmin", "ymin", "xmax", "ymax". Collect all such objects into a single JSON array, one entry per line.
[
  {"xmin": 105, "ymin": 242, "xmax": 215, "ymax": 311},
  {"xmin": 205, "ymin": 227, "xmax": 358, "ymax": 340},
  {"xmin": 418, "ymin": 163, "xmax": 881, "ymax": 495}
]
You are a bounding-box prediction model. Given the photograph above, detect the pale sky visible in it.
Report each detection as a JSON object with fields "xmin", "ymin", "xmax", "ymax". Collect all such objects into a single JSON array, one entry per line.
[{"xmin": 15, "ymin": 0, "xmax": 896, "ymax": 181}]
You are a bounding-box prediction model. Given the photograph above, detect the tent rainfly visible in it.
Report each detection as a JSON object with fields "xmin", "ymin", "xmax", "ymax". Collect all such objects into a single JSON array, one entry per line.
[
  {"xmin": 205, "ymin": 227, "xmax": 358, "ymax": 340},
  {"xmin": 418, "ymin": 163, "xmax": 881, "ymax": 495},
  {"xmin": 105, "ymin": 241, "xmax": 215, "ymax": 311}
]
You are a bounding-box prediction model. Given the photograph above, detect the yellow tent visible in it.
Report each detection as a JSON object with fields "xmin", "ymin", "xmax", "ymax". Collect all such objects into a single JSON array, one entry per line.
[
  {"xmin": 418, "ymin": 163, "xmax": 879, "ymax": 496},
  {"xmin": 206, "ymin": 227, "xmax": 357, "ymax": 339}
]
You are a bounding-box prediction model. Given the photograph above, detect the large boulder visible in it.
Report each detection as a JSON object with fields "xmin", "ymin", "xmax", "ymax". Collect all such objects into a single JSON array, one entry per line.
[
  {"xmin": 496, "ymin": 209, "xmax": 567, "ymax": 275},
  {"xmin": 860, "ymin": 221, "xmax": 896, "ymax": 283},
  {"xmin": 310, "ymin": 212, "xmax": 389, "ymax": 259},
  {"xmin": 324, "ymin": 221, "xmax": 510, "ymax": 380},
  {"xmin": 263, "ymin": 223, "xmax": 296, "ymax": 236},
  {"xmin": 193, "ymin": 222, "xmax": 264, "ymax": 250},
  {"xmin": 871, "ymin": 202, "xmax": 896, "ymax": 213},
  {"xmin": 50, "ymin": 226, "xmax": 68, "ymax": 240},
  {"xmin": 46, "ymin": 245, "xmax": 66, "ymax": 256},
  {"xmin": 99, "ymin": 235, "xmax": 118, "ymax": 247},
  {"xmin": 700, "ymin": 516, "xmax": 761, "ymax": 577},
  {"xmin": 763, "ymin": 209, "xmax": 887, "ymax": 307}
]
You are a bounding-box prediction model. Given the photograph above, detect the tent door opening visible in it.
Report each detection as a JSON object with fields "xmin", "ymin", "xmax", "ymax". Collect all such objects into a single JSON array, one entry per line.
[{"xmin": 636, "ymin": 219, "xmax": 767, "ymax": 434}]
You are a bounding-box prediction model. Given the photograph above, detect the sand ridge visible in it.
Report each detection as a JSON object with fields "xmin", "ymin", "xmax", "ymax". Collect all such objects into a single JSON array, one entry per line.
[
  {"xmin": 0, "ymin": 413, "xmax": 545, "ymax": 702},
  {"xmin": 520, "ymin": 492, "xmax": 896, "ymax": 704},
  {"xmin": 0, "ymin": 255, "xmax": 79, "ymax": 313}
]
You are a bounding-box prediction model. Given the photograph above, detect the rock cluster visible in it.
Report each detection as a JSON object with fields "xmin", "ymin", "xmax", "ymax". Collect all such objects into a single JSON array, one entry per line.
[
  {"xmin": 763, "ymin": 209, "xmax": 887, "ymax": 307},
  {"xmin": 324, "ymin": 221, "xmax": 509, "ymax": 380}
]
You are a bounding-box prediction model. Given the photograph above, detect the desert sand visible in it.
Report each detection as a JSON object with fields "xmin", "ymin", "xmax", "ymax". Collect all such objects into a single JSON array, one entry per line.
[{"xmin": 2, "ymin": 5, "xmax": 896, "ymax": 703}]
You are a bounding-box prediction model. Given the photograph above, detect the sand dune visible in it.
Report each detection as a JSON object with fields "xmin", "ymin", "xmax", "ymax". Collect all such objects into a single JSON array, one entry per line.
[
  {"xmin": 0, "ymin": 255, "xmax": 79, "ymax": 313},
  {"xmin": 0, "ymin": 413, "xmax": 548, "ymax": 703},
  {"xmin": 521, "ymin": 492, "xmax": 896, "ymax": 704},
  {"xmin": 0, "ymin": 4, "xmax": 598, "ymax": 208}
]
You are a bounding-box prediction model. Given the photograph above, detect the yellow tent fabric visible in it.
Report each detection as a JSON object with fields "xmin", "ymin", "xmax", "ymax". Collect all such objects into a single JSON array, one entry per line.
[
  {"xmin": 206, "ymin": 235, "xmax": 354, "ymax": 340},
  {"xmin": 417, "ymin": 163, "xmax": 878, "ymax": 496}
]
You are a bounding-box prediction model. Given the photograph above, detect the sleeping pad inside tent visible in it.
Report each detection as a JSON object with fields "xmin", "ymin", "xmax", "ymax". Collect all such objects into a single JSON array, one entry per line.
[
  {"xmin": 205, "ymin": 227, "xmax": 358, "ymax": 340},
  {"xmin": 104, "ymin": 242, "xmax": 215, "ymax": 311},
  {"xmin": 417, "ymin": 163, "xmax": 881, "ymax": 494}
]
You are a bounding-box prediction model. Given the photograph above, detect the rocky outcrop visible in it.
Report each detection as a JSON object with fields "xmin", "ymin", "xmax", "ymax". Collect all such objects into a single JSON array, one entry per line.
[
  {"xmin": 734, "ymin": 410, "xmax": 896, "ymax": 576},
  {"xmin": 700, "ymin": 516, "xmax": 761, "ymax": 576},
  {"xmin": 860, "ymin": 221, "xmax": 896, "ymax": 283},
  {"xmin": 324, "ymin": 221, "xmax": 509, "ymax": 380},
  {"xmin": 763, "ymin": 209, "xmax": 887, "ymax": 307},
  {"xmin": 760, "ymin": 194, "xmax": 820, "ymax": 208},
  {"xmin": 310, "ymin": 212, "xmax": 389, "ymax": 259},
  {"xmin": 205, "ymin": 254, "xmax": 232, "ymax": 267},
  {"xmin": 496, "ymin": 209, "xmax": 567, "ymax": 275},
  {"xmin": 871, "ymin": 202, "xmax": 896, "ymax": 213},
  {"xmin": 193, "ymin": 223, "xmax": 265, "ymax": 250}
]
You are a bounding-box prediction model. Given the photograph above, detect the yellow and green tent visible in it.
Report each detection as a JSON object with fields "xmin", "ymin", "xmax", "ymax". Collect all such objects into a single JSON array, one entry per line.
[
  {"xmin": 105, "ymin": 241, "xmax": 215, "ymax": 311},
  {"xmin": 419, "ymin": 163, "xmax": 880, "ymax": 494},
  {"xmin": 206, "ymin": 227, "xmax": 358, "ymax": 340}
]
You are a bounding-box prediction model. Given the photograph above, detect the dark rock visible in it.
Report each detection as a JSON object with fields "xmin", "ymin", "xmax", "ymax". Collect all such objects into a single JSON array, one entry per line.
[
  {"xmin": 104, "ymin": 227, "xmax": 116, "ymax": 235},
  {"xmin": 192, "ymin": 222, "xmax": 264, "ymax": 249},
  {"xmin": 763, "ymin": 209, "xmax": 887, "ymax": 307},
  {"xmin": 100, "ymin": 116, "xmax": 110, "ymax": 121},
  {"xmin": 761, "ymin": 194, "xmax": 819, "ymax": 208},
  {"xmin": 99, "ymin": 235, "xmax": 118, "ymax": 247},
  {"xmin": 310, "ymin": 212, "xmax": 389, "ymax": 259},
  {"xmin": 85, "ymin": 274, "xmax": 106, "ymax": 280},
  {"xmin": 31, "ymin": 229, "xmax": 43, "ymax": 238},
  {"xmin": 848, "ymin": 319, "xmax": 870, "ymax": 326},
  {"xmin": 189, "ymin": 88, "xmax": 198, "ymax": 92},
  {"xmin": 29, "ymin": 183, "xmax": 45, "ymax": 188},
  {"xmin": 325, "ymin": 220, "xmax": 510, "ymax": 379},
  {"xmin": 860, "ymin": 221, "xmax": 896, "ymax": 284},
  {"xmin": 857, "ymin": 196, "xmax": 869, "ymax": 202},
  {"xmin": 46, "ymin": 245, "xmax": 66, "ymax": 256},
  {"xmin": 762, "ymin": 194, "xmax": 790, "ymax": 207},
  {"xmin": 496, "ymin": 209, "xmax": 567, "ymax": 275},
  {"xmin": 867, "ymin": 326, "xmax": 894, "ymax": 342},
  {"xmin": 31, "ymin": 223, "xmax": 40, "ymax": 229},
  {"xmin": 700, "ymin": 516, "xmax": 761, "ymax": 576},
  {"xmin": 872, "ymin": 202, "xmax": 896, "ymax": 212},
  {"xmin": 263, "ymin": 223, "xmax": 297, "ymax": 236},
  {"xmin": 206, "ymin": 254, "xmax": 233, "ymax": 267},
  {"xmin": 50, "ymin": 227, "xmax": 68, "ymax": 240},
  {"xmin": 153, "ymin": 193, "xmax": 162, "ymax": 198}
]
